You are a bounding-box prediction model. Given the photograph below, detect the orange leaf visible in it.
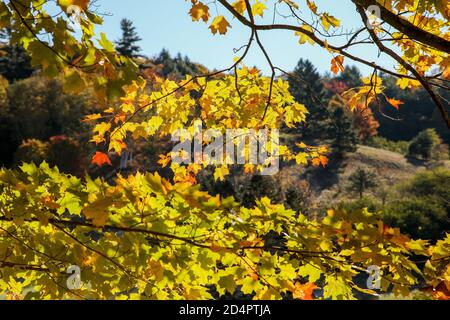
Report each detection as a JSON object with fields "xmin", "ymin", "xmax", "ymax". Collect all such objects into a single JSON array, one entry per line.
[
  {"xmin": 331, "ymin": 55, "xmax": 345, "ymax": 74},
  {"xmin": 114, "ymin": 112, "xmax": 126, "ymax": 124},
  {"xmin": 157, "ymin": 154, "xmax": 171, "ymax": 168},
  {"xmin": 293, "ymin": 282, "xmax": 317, "ymax": 300},
  {"xmin": 91, "ymin": 152, "xmax": 112, "ymax": 167},
  {"xmin": 386, "ymin": 97, "xmax": 404, "ymax": 110},
  {"xmin": 312, "ymin": 156, "xmax": 328, "ymax": 168},
  {"xmin": 244, "ymin": 163, "xmax": 255, "ymax": 174}
]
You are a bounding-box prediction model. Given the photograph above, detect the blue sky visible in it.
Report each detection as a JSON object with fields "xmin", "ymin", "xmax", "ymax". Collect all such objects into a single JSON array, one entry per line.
[{"xmin": 93, "ymin": 0, "xmax": 394, "ymax": 76}]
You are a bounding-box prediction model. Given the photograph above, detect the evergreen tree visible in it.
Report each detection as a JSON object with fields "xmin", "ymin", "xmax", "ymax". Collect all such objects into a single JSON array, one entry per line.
[
  {"xmin": 0, "ymin": 28, "xmax": 34, "ymax": 82},
  {"xmin": 154, "ymin": 49, "xmax": 200, "ymax": 78},
  {"xmin": 287, "ymin": 59, "xmax": 330, "ymax": 138},
  {"xmin": 239, "ymin": 175, "xmax": 282, "ymax": 208},
  {"xmin": 335, "ymin": 65, "xmax": 362, "ymax": 88},
  {"xmin": 408, "ymin": 128, "xmax": 449, "ymax": 161},
  {"xmin": 347, "ymin": 167, "xmax": 377, "ymax": 199},
  {"xmin": 327, "ymin": 106, "xmax": 359, "ymax": 157},
  {"xmin": 115, "ymin": 19, "xmax": 142, "ymax": 58}
]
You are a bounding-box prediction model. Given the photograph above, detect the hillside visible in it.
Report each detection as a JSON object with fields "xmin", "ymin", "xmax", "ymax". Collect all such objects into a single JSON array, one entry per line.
[{"xmin": 278, "ymin": 145, "xmax": 450, "ymax": 210}]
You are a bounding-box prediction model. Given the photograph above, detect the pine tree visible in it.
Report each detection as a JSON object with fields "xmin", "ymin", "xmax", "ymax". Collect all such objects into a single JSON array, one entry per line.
[
  {"xmin": 154, "ymin": 49, "xmax": 200, "ymax": 78},
  {"xmin": 327, "ymin": 106, "xmax": 359, "ymax": 157},
  {"xmin": 335, "ymin": 65, "xmax": 362, "ymax": 88},
  {"xmin": 0, "ymin": 28, "xmax": 34, "ymax": 82},
  {"xmin": 347, "ymin": 167, "xmax": 377, "ymax": 199},
  {"xmin": 115, "ymin": 19, "xmax": 142, "ymax": 58},
  {"xmin": 287, "ymin": 59, "xmax": 330, "ymax": 139}
]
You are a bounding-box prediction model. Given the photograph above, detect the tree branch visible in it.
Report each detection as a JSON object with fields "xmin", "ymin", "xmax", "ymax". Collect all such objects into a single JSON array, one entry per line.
[
  {"xmin": 354, "ymin": 4, "xmax": 450, "ymax": 129},
  {"xmin": 352, "ymin": 0, "xmax": 450, "ymax": 53}
]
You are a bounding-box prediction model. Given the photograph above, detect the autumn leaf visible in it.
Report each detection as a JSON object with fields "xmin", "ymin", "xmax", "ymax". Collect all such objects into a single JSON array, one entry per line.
[
  {"xmin": 109, "ymin": 139, "xmax": 127, "ymax": 155},
  {"xmin": 295, "ymin": 25, "xmax": 315, "ymax": 45},
  {"xmin": 321, "ymin": 13, "xmax": 340, "ymax": 30},
  {"xmin": 158, "ymin": 154, "xmax": 171, "ymax": 168},
  {"xmin": 214, "ymin": 165, "xmax": 229, "ymax": 181},
  {"xmin": 252, "ymin": 1, "xmax": 266, "ymax": 17},
  {"xmin": 331, "ymin": 55, "xmax": 345, "ymax": 74},
  {"xmin": 232, "ymin": 0, "xmax": 247, "ymax": 15},
  {"xmin": 58, "ymin": 0, "xmax": 89, "ymax": 10},
  {"xmin": 386, "ymin": 97, "xmax": 404, "ymax": 110},
  {"xmin": 306, "ymin": 0, "xmax": 318, "ymax": 14},
  {"xmin": 83, "ymin": 197, "xmax": 113, "ymax": 227},
  {"xmin": 289, "ymin": 281, "xmax": 317, "ymax": 300},
  {"xmin": 312, "ymin": 155, "xmax": 328, "ymax": 167},
  {"xmin": 209, "ymin": 16, "xmax": 231, "ymax": 35},
  {"xmin": 114, "ymin": 112, "xmax": 126, "ymax": 124},
  {"xmin": 244, "ymin": 163, "xmax": 254, "ymax": 174},
  {"xmin": 82, "ymin": 113, "xmax": 102, "ymax": 122},
  {"xmin": 189, "ymin": 1, "xmax": 210, "ymax": 22},
  {"xmin": 91, "ymin": 151, "xmax": 112, "ymax": 166}
]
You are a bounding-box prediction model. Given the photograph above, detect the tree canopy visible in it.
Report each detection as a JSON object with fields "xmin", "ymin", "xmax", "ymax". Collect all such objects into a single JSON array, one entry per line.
[{"xmin": 0, "ymin": 0, "xmax": 449, "ymax": 300}]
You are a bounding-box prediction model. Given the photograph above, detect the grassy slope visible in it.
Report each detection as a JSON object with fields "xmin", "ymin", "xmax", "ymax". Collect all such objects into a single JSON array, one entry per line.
[{"xmin": 278, "ymin": 145, "xmax": 450, "ymax": 209}]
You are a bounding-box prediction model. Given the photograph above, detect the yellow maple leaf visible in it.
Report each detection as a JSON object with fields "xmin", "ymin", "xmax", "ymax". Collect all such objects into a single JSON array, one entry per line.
[
  {"xmin": 59, "ymin": 0, "xmax": 89, "ymax": 10},
  {"xmin": 232, "ymin": 0, "xmax": 247, "ymax": 15},
  {"xmin": 209, "ymin": 16, "xmax": 231, "ymax": 35},
  {"xmin": 189, "ymin": 1, "xmax": 210, "ymax": 22},
  {"xmin": 295, "ymin": 25, "xmax": 315, "ymax": 45},
  {"xmin": 214, "ymin": 165, "xmax": 230, "ymax": 181},
  {"xmin": 82, "ymin": 113, "xmax": 102, "ymax": 123},
  {"xmin": 252, "ymin": 1, "xmax": 266, "ymax": 17},
  {"xmin": 157, "ymin": 154, "xmax": 171, "ymax": 168}
]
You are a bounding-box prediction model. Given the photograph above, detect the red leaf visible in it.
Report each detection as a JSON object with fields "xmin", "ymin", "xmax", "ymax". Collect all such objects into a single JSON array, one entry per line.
[{"xmin": 91, "ymin": 152, "xmax": 112, "ymax": 167}]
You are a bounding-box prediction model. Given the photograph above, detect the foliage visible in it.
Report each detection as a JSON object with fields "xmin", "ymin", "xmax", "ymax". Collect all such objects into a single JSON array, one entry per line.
[
  {"xmin": 115, "ymin": 19, "xmax": 142, "ymax": 58},
  {"xmin": 0, "ymin": 162, "xmax": 444, "ymax": 300},
  {"xmin": 382, "ymin": 168, "xmax": 450, "ymax": 242},
  {"xmin": 13, "ymin": 139, "xmax": 49, "ymax": 165},
  {"xmin": 0, "ymin": 28, "xmax": 34, "ymax": 82},
  {"xmin": 0, "ymin": 76, "xmax": 94, "ymax": 144},
  {"xmin": 347, "ymin": 167, "xmax": 377, "ymax": 199},
  {"xmin": 285, "ymin": 186, "xmax": 310, "ymax": 213},
  {"xmin": 287, "ymin": 59, "xmax": 329, "ymax": 138},
  {"xmin": 47, "ymin": 136, "xmax": 86, "ymax": 176},
  {"xmin": 238, "ymin": 175, "xmax": 282, "ymax": 208},
  {"xmin": 383, "ymin": 198, "xmax": 447, "ymax": 242},
  {"xmin": 367, "ymin": 136, "xmax": 410, "ymax": 155},
  {"xmin": 87, "ymin": 65, "xmax": 328, "ymax": 180},
  {"xmin": 352, "ymin": 106, "xmax": 379, "ymax": 142},
  {"xmin": 13, "ymin": 136, "xmax": 86, "ymax": 176},
  {"xmin": 400, "ymin": 167, "xmax": 450, "ymax": 203},
  {"xmin": 408, "ymin": 129, "xmax": 449, "ymax": 161},
  {"xmin": 0, "ymin": 0, "xmax": 449, "ymax": 300},
  {"xmin": 338, "ymin": 196, "xmax": 380, "ymax": 214},
  {"xmin": 0, "ymin": 75, "xmax": 7, "ymax": 111},
  {"xmin": 326, "ymin": 106, "xmax": 359, "ymax": 157},
  {"xmin": 334, "ymin": 66, "xmax": 362, "ymax": 89},
  {"xmin": 153, "ymin": 49, "xmax": 204, "ymax": 79},
  {"xmin": 372, "ymin": 74, "xmax": 450, "ymax": 145}
]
